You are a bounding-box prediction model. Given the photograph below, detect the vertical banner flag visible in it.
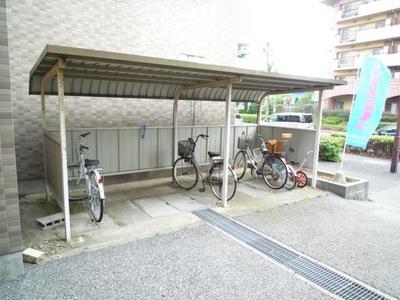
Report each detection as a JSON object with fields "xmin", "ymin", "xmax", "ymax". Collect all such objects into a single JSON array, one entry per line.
[{"xmin": 346, "ymin": 56, "xmax": 392, "ymax": 149}]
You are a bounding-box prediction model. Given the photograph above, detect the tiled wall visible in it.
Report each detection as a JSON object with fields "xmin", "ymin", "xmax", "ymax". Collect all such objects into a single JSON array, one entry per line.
[
  {"xmin": 0, "ymin": 0, "xmax": 22, "ymax": 256},
  {"xmin": 6, "ymin": 0, "xmax": 250, "ymax": 180}
]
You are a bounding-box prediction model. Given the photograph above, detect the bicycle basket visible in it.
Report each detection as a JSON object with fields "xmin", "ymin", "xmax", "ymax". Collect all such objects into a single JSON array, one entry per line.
[
  {"xmin": 237, "ymin": 135, "xmax": 250, "ymax": 149},
  {"xmin": 178, "ymin": 140, "xmax": 195, "ymax": 158}
]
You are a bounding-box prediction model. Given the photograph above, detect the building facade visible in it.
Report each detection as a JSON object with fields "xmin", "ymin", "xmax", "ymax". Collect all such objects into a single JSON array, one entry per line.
[
  {"xmin": 323, "ymin": 0, "xmax": 400, "ymax": 111},
  {"xmin": 0, "ymin": 0, "xmax": 23, "ymax": 281},
  {"xmin": 5, "ymin": 0, "xmax": 257, "ymax": 180},
  {"xmin": 0, "ymin": 0, "xmax": 259, "ymax": 280}
]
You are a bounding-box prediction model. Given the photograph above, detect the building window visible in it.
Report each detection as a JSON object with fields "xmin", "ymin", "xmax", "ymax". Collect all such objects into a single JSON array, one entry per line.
[
  {"xmin": 336, "ymin": 101, "xmax": 344, "ymax": 110},
  {"xmin": 340, "ymin": 28, "xmax": 356, "ymax": 42},
  {"xmin": 393, "ymin": 71, "xmax": 400, "ymax": 79},
  {"xmin": 375, "ymin": 20, "xmax": 386, "ymax": 28},
  {"xmin": 336, "ymin": 76, "xmax": 347, "ymax": 81},
  {"xmin": 372, "ymin": 48, "xmax": 384, "ymax": 55},
  {"xmin": 341, "ymin": 2, "xmax": 358, "ymax": 18},
  {"xmin": 338, "ymin": 53, "xmax": 354, "ymax": 67}
]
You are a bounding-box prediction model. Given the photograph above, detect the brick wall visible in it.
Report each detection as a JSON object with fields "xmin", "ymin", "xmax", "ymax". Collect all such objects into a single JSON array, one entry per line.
[
  {"xmin": 6, "ymin": 0, "xmax": 249, "ymax": 179},
  {"xmin": 0, "ymin": 0, "xmax": 22, "ymax": 257}
]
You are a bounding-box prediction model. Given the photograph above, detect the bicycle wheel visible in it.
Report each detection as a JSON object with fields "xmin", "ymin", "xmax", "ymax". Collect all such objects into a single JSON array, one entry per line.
[
  {"xmin": 296, "ymin": 170, "xmax": 308, "ymax": 188},
  {"xmin": 233, "ymin": 151, "xmax": 247, "ymax": 181},
  {"xmin": 285, "ymin": 170, "xmax": 297, "ymax": 190},
  {"xmin": 88, "ymin": 172, "xmax": 104, "ymax": 223},
  {"xmin": 209, "ymin": 164, "xmax": 237, "ymax": 201},
  {"xmin": 172, "ymin": 157, "xmax": 198, "ymax": 190},
  {"xmin": 261, "ymin": 156, "xmax": 288, "ymax": 189}
]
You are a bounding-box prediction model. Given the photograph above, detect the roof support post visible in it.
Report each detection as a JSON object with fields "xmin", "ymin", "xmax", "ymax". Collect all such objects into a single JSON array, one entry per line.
[
  {"xmin": 222, "ymin": 82, "xmax": 233, "ymax": 207},
  {"xmin": 311, "ymin": 89, "xmax": 324, "ymax": 188},
  {"xmin": 256, "ymin": 93, "xmax": 267, "ymax": 125},
  {"xmin": 40, "ymin": 80, "xmax": 49, "ymax": 201},
  {"xmin": 172, "ymin": 91, "xmax": 181, "ymax": 166},
  {"xmin": 57, "ymin": 61, "xmax": 71, "ymax": 242}
]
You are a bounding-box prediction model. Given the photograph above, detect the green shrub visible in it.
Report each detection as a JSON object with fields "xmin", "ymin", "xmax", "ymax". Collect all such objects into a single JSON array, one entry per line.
[
  {"xmin": 381, "ymin": 113, "xmax": 397, "ymax": 122},
  {"xmin": 319, "ymin": 135, "xmax": 344, "ymax": 162},
  {"xmin": 322, "ymin": 109, "xmax": 350, "ymax": 120},
  {"xmin": 241, "ymin": 114, "xmax": 257, "ymax": 124},
  {"xmin": 347, "ymin": 135, "xmax": 394, "ymax": 157},
  {"xmin": 377, "ymin": 122, "xmax": 396, "ymax": 129}
]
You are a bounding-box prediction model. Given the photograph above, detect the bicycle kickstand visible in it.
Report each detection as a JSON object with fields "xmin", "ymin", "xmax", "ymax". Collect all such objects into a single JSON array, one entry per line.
[{"xmin": 198, "ymin": 179, "xmax": 206, "ymax": 192}]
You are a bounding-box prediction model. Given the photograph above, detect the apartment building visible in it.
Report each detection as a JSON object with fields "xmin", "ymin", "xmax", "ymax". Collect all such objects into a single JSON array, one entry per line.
[{"xmin": 323, "ymin": 0, "xmax": 400, "ymax": 112}]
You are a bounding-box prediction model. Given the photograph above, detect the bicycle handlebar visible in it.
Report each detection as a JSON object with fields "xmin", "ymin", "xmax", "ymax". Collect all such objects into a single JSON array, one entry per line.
[{"xmin": 80, "ymin": 132, "xmax": 90, "ymax": 138}]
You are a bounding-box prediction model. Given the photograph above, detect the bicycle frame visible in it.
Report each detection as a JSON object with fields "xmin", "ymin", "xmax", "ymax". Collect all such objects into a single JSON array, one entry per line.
[
  {"xmin": 71, "ymin": 135, "xmax": 105, "ymax": 200},
  {"xmin": 185, "ymin": 134, "xmax": 236, "ymax": 189}
]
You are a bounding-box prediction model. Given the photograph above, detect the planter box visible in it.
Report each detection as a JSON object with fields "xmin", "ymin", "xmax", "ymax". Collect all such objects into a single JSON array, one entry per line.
[{"xmin": 312, "ymin": 170, "xmax": 369, "ymax": 200}]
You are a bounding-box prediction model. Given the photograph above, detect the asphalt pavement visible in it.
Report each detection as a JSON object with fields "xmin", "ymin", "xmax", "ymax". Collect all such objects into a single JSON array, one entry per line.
[
  {"xmin": 236, "ymin": 194, "xmax": 400, "ymax": 299},
  {"xmin": 1, "ymin": 224, "xmax": 329, "ymax": 300}
]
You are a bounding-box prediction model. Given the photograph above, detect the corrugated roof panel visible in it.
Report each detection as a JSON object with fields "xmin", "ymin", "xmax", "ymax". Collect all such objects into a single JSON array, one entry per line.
[{"xmin": 29, "ymin": 45, "xmax": 346, "ymax": 102}]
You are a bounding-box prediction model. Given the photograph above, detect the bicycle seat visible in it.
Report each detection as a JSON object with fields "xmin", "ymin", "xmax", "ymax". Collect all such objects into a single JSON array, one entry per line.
[
  {"xmin": 84, "ymin": 159, "xmax": 99, "ymax": 167},
  {"xmin": 208, "ymin": 151, "xmax": 220, "ymax": 158}
]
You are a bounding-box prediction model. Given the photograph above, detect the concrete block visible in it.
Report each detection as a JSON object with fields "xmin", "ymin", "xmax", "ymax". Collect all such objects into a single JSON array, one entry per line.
[
  {"xmin": 22, "ymin": 248, "xmax": 45, "ymax": 264},
  {"xmin": 134, "ymin": 197, "xmax": 180, "ymax": 217},
  {"xmin": 159, "ymin": 193, "xmax": 206, "ymax": 212},
  {"xmin": 237, "ymin": 182, "xmax": 270, "ymax": 198},
  {"xmin": 106, "ymin": 200, "xmax": 152, "ymax": 225}
]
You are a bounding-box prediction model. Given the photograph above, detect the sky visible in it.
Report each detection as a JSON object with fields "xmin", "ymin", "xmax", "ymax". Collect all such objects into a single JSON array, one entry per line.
[{"xmin": 239, "ymin": 0, "xmax": 336, "ymax": 78}]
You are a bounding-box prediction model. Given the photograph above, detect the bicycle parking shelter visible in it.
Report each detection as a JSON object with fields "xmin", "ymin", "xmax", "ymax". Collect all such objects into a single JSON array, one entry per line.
[{"xmin": 29, "ymin": 45, "xmax": 344, "ymax": 241}]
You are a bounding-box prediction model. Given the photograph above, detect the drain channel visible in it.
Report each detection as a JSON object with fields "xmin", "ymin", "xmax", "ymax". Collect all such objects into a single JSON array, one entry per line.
[{"xmin": 193, "ymin": 209, "xmax": 394, "ymax": 300}]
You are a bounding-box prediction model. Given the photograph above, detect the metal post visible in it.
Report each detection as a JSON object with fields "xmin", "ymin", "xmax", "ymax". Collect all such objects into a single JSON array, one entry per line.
[
  {"xmin": 40, "ymin": 81, "xmax": 50, "ymax": 201},
  {"xmin": 256, "ymin": 93, "xmax": 267, "ymax": 125},
  {"xmin": 57, "ymin": 63, "xmax": 71, "ymax": 242},
  {"xmin": 172, "ymin": 92, "xmax": 180, "ymax": 165},
  {"xmin": 311, "ymin": 90, "xmax": 324, "ymax": 188},
  {"xmin": 222, "ymin": 83, "xmax": 232, "ymax": 207},
  {"xmin": 390, "ymin": 97, "xmax": 400, "ymax": 173}
]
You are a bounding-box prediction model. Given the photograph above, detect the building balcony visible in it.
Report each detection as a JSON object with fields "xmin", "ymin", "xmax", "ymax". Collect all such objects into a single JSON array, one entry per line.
[
  {"xmin": 337, "ymin": 24, "xmax": 400, "ymax": 46},
  {"xmin": 323, "ymin": 78, "xmax": 400, "ymax": 100},
  {"xmin": 338, "ymin": 0, "xmax": 400, "ymax": 22},
  {"xmin": 334, "ymin": 52, "xmax": 400, "ymax": 71}
]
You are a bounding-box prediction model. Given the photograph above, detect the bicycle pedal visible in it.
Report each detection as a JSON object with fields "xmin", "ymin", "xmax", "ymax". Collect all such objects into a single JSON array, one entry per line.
[{"xmin": 199, "ymin": 187, "xmax": 205, "ymax": 192}]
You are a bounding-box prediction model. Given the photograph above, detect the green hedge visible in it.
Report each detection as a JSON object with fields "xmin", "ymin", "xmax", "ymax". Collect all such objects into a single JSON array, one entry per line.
[
  {"xmin": 319, "ymin": 133, "xmax": 395, "ymax": 161},
  {"xmin": 377, "ymin": 122, "xmax": 396, "ymax": 129},
  {"xmin": 381, "ymin": 113, "xmax": 397, "ymax": 122},
  {"xmin": 241, "ymin": 114, "xmax": 257, "ymax": 124},
  {"xmin": 347, "ymin": 135, "xmax": 394, "ymax": 157}
]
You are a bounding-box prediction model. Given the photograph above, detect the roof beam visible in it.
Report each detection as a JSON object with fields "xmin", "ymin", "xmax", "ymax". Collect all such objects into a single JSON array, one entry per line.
[{"xmin": 179, "ymin": 77, "xmax": 241, "ymax": 92}]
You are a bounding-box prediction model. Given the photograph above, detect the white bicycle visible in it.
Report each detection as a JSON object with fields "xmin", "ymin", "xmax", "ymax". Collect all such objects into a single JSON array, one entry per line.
[{"xmin": 68, "ymin": 132, "xmax": 105, "ymax": 223}]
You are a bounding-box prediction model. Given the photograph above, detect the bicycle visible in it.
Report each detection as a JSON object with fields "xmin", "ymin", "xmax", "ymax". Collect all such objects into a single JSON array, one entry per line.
[
  {"xmin": 172, "ymin": 134, "xmax": 237, "ymax": 202},
  {"xmin": 284, "ymin": 151, "xmax": 312, "ymax": 189},
  {"xmin": 233, "ymin": 132, "xmax": 288, "ymax": 189},
  {"xmin": 68, "ymin": 132, "xmax": 105, "ymax": 223}
]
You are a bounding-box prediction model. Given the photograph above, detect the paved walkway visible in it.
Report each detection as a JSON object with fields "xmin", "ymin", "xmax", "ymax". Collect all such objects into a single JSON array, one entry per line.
[
  {"xmin": 1, "ymin": 224, "xmax": 329, "ymax": 300},
  {"xmin": 319, "ymin": 154, "xmax": 400, "ymax": 209},
  {"xmin": 3, "ymin": 193, "xmax": 400, "ymax": 299}
]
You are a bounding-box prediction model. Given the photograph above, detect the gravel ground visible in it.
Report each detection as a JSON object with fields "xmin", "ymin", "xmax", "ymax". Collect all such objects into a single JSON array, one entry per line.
[
  {"xmin": 319, "ymin": 153, "xmax": 400, "ymax": 208},
  {"xmin": 236, "ymin": 194, "xmax": 400, "ymax": 299},
  {"xmin": 1, "ymin": 225, "xmax": 329, "ymax": 300}
]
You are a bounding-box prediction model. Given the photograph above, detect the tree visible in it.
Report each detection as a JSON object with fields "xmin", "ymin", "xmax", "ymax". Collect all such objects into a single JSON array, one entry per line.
[{"xmin": 262, "ymin": 42, "xmax": 275, "ymax": 72}]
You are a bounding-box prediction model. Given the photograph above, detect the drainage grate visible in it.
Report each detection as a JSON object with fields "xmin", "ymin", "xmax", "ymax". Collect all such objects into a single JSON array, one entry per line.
[{"xmin": 193, "ymin": 209, "xmax": 394, "ymax": 300}]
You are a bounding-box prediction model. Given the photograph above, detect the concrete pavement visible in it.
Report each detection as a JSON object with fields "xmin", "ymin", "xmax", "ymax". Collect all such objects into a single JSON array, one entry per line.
[{"xmin": 319, "ymin": 154, "xmax": 400, "ymax": 209}]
